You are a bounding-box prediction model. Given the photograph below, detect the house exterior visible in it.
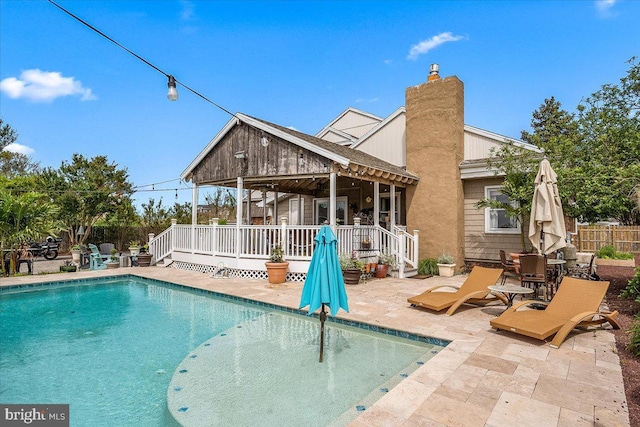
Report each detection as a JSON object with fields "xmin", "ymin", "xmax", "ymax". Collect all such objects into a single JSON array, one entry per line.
[{"xmin": 150, "ymin": 66, "xmax": 540, "ymax": 278}]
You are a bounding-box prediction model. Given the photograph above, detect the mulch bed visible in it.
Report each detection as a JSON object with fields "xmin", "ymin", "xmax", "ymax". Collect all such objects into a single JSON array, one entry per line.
[{"xmin": 598, "ymin": 260, "xmax": 640, "ymax": 427}]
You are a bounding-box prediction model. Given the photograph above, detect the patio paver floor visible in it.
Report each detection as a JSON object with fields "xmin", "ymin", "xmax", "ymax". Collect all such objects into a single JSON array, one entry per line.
[{"xmin": 1, "ymin": 267, "xmax": 629, "ymax": 426}]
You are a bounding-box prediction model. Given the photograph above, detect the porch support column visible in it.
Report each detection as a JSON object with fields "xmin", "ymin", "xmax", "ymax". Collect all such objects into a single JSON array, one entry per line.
[
  {"xmin": 297, "ymin": 194, "xmax": 302, "ymax": 225},
  {"xmin": 191, "ymin": 184, "xmax": 198, "ymax": 254},
  {"xmin": 246, "ymin": 191, "xmax": 251, "ymax": 225},
  {"xmin": 329, "ymin": 172, "xmax": 337, "ymax": 229},
  {"xmin": 274, "ymin": 189, "xmax": 278, "ymax": 225},
  {"xmin": 236, "ymin": 177, "xmax": 243, "ymax": 259},
  {"xmin": 262, "ymin": 189, "xmax": 267, "ymax": 225},
  {"xmin": 390, "ymin": 184, "xmax": 396, "ymax": 230},
  {"xmin": 373, "ymin": 182, "xmax": 380, "ymax": 227}
]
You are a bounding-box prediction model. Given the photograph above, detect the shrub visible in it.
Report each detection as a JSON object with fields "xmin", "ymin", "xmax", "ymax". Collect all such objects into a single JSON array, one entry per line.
[
  {"xmin": 378, "ymin": 252, "xmax": 396, "ymax": 268},
  {"xmin": 418, "ymin": 258, "xmax": 439, "ymax": 275},
  {"xmin": 620, "ymin": 266, "xmax": 640, "ymax": 302},
  {"xmin": 628, "ymin": 314, "xmax": 640, "ymax": 357},
  {"xmin": 596, "ymin": 245, "xmax": 634, "ymax": 260}
]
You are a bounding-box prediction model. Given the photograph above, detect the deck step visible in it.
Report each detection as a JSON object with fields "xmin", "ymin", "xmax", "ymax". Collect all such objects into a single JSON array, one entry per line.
[{"xmin": 155, "ymin": 257, "xmax": 174, "ymax": 268}]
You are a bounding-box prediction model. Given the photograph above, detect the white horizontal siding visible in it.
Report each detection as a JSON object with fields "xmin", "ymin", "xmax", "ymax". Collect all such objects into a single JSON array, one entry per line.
[{"xmin": 464, "ymin": 130, "xmax": 503, "ymax": 161}]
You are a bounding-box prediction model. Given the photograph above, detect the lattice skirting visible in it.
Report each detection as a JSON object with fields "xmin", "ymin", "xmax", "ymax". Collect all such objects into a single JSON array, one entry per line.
[{"xmin": 171, "ymin": 261, "xmax": 307, "ymax": 282}]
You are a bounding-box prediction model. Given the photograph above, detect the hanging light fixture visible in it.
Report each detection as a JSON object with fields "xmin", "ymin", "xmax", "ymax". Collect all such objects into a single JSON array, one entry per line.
[{"xmin": 167, "ymin": 75, "xmax": 178, "ymax": 101}]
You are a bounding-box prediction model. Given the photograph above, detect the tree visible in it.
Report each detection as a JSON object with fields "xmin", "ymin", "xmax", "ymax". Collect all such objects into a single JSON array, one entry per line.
[
  {"xmin": 0, "ymin": 118, "xmax": 39, "ymax": 177},
  {"xmin": 475, "ymin": 142, "xmax": 541, "ymax": 251},
  {"xmin": 517, "ymin": 57, "xmax": 640, "ymax": 225},
  {"xmin": 37, "ymin": 154, "xmax": 134, "ymax": 245},
  {"xmin": 0, "ymin": 190, "xmax": 64, "ymax": 275}
]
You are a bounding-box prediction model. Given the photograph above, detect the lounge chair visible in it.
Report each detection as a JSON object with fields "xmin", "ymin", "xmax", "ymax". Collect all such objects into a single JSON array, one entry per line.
[
  {"xmin": 490, "ymin": 276, "xmax": 620, "ymax": 348},
  {"xmin": 408, "ymin": 266, "xmax": 507, "ymax": 316},
  {"xmin": 88, "ymin": 244, "xmax": 108, "ymax": 270}
]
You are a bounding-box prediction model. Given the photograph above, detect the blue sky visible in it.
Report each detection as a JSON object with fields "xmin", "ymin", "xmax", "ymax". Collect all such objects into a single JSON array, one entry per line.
[{"xmin": 1, "ymin": 0, "xmax": 638, "ymax": 207}]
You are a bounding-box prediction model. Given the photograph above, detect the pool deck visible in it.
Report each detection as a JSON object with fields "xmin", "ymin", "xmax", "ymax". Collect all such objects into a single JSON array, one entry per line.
[{"xmin": 1, "ymin": 267, "xmax": 629, "ymax": 426}]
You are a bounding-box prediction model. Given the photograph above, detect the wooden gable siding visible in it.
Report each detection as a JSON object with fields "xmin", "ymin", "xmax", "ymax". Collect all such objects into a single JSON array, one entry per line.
[
  {"xmin": 331, "ymin": 110, "xmax": 381, "ymax": 139},
  {"xmin": 352, "ymin": 114, "xmax": 406, "ymax": 168},
  {"xmin": 464, "ymin": 130, "xmax": 504, "ymax": 161},
  {"xmin": 190, "ymin": 123, "xmax": 332, "ymax": 186}
]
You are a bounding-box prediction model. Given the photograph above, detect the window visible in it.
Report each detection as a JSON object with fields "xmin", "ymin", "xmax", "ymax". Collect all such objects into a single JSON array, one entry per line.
[
  {"xmin": 484, "ymin": 186, "xmax": 520, "ymax": 234},
  {"xmin": 313, "ymin": 197, "xmax": 347, "ymax": 225}
]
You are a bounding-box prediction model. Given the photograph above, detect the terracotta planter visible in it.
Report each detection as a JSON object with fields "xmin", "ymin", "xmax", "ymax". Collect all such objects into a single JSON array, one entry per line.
[
  {"xmin": 266, "ymin": 262, "xmax": 289, "ymax": 284},
  {"xmin": 137, "ymin": 253, "xmax": 152, "ymax": 267},
  {"xmin": 437, "ymin": 263, "xmax": 456, "ymax": 277},
  {"xmin": 342, "ymin": 268, "xmax": 362, "ymax": 285},
  {"xmin": 375, "ymin": 264, "xmax": 389, "ymax": 278}
]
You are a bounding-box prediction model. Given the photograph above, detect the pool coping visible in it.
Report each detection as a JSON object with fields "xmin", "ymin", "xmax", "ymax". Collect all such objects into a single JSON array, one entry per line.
[{"xmin": 0, "ymin": 267, "xmax": 630, "ymax": 426}]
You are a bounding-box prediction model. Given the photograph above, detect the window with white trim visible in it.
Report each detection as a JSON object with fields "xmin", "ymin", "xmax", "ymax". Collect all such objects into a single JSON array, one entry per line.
[{"xmin": 484, "ymin": 186, "xmax": 520, "ymax": 234}]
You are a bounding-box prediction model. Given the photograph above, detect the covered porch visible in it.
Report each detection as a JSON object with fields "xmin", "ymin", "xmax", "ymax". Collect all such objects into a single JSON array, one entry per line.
[{"xmin": 150, "ymin": 113, "xmax": 421, "ymax": 279}]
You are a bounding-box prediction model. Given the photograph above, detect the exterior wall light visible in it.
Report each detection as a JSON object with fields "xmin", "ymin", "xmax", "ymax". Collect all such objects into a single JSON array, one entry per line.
[
  {"xmin": 234, "ymin": 151, "xmax": 247, "ymax": 159},
  {"xmin": 167, "ymin": 75, "xmax": 178, "ymax": 101}
]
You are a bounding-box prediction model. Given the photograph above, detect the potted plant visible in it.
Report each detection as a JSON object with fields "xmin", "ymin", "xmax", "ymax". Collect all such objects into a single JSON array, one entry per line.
[
  {"xmin": 71, "ymin": 244, "xmax": 81, "ymax": 264},
  {"xmin": 436, "ymin": 251, "xmax": 456, "ymax": 277},
  {"xmin": 59, "ymin": 260, "xmax": 77, "ymax": 273},
  {"xmin": 375, "ymin": 252, "xmax": 396, "ymax": 278},
  {"xmin": 128, "ymin": 240, "xmax": 141, "ymax": 256},
  {"xmin": 340, "ymin": 252, "xmax": 365, "ymax": 285},
  {"xmin": 361, "ymin": 237, "xmax": 372, "ymax": 250},
  {"xmin": 265, "ymin": 244, "xmax": 289, "ymax": 284},
  {"xmin": 137, "ymin": 244, "xmax": 152, "ymax": 267},
  {"xmin": 105, "ymin": 248, "xmax": 120, "ymax": 269}
]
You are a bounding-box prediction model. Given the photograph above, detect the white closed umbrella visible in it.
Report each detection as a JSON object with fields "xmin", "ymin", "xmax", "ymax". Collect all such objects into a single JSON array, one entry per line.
[{"xmin": 529, "ymin": 159, "xmax": 566, "ymax": 255}]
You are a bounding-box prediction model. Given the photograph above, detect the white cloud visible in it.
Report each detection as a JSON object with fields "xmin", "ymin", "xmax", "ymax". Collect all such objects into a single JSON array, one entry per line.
[
  {"xmin": 383, "ymin": 59, "xmax": 393, "ymax": 65},
  {"xmin": 407, "ymin": 32, "xmax": 465, "ymax": 61},
  {"xmin": 0, "ymin": 69, "xmax": 96, "ymax": 103},
  {"xmin": 595, "ymin": 0, "xmax": 617, "ymax": 17},
  {"xmin": 3, "ymin": 143, "xmax": 35, "ymax": 155}
]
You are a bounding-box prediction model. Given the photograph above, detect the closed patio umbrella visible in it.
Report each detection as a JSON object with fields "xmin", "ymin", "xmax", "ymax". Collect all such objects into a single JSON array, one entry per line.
[
  {"xmin": 528, "ymin": 158, "xmax": 566, "ymax": 255},
  {"xmin": 299, "ymin": 225, "xmax": 349, "ymax": 362}
]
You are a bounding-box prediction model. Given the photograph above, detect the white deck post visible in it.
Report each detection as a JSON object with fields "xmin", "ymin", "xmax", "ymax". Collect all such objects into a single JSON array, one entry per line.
[
  {"xmin": 329, "ymin": 172, "xmax": 336, "ymax": 231},
  {"xmin": 281, "ymin": 217, "xmax": 288, "ymax": 258},
  {"xmin": 390, "ymin": 184, "xmax": 396, "ymax": 230},
  {"xmin": 236, "ymin": 177, "xmax": 243, "ymax": 259},
  {"xmin": 211, "ymin": 218, "xmax": 219, "ymax": 255},
  {"xmin": 171, "ymin": 219, "xmax": 177, "ymax": 252},
  {"xmin": 413, "ymin": 229, "xmax": 420, "ymax": 267},
  {"xmin": 246, "ymin": 192, "xmax": 251, "ymax": 225},
  {"xmin": 373, "ymin": 182, "xmax": 380, "ymax": 227},
  {"xmin": 274, "ymin": 189, "xmax": 278, "ymax": 225},
  {"xmin": 397, "ymin": 227, "xmax": 405, "ymax": 278},
  {"xmin": 191, "ymin": 184, "xmax": 198, "ymax": 254}
]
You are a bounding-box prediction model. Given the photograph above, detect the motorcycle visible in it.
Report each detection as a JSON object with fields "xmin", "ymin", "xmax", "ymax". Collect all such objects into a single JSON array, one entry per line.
[{"xmin": 28, "ymin": 236, "xmax": 61, "ymax": 260}]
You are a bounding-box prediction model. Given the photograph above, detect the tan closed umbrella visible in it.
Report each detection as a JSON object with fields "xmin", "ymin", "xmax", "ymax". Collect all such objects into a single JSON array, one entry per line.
[{"xmin": 529, "ymin": 159, "xmax": 566, "ymax": 255}]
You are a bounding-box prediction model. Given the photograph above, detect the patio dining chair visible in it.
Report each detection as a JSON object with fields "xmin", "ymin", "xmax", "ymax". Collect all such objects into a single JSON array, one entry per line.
[
  {"xmin": 567, "ymin": 253, "xmax": 597, "ymax": 280},
  {"xmin": 499, "ymin": 250, "xmax": 520, "ymax": 285},
  {"xmin": 519, "ymin": 254, "xmax": 548, "ymax": 300},
  {"xmin": 490, "ymin": 276, "xmax": 620, "ymax": 348}
]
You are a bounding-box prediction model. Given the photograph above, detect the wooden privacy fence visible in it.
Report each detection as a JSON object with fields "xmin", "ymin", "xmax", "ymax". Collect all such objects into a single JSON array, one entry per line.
[{"xmin": 577, "ymin": 225, "xmax": 640, "ymax": 255}]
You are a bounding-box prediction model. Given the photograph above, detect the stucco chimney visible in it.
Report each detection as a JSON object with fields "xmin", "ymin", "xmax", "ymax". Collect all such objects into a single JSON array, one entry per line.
[{"xmin": 405, "ymin": 72, "xmax": 465, "ymax": 268}]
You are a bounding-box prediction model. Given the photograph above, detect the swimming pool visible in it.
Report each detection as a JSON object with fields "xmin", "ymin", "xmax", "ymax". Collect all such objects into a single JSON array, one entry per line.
[{"xmin": 0, "ymin": 276, "xmax": 447, "ymax": 426}]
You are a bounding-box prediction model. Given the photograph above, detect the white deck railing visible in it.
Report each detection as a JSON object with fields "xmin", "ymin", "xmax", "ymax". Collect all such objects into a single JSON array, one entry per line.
[{"xmin": 149, "ymin": 221, "xmax": 419, "ymax": 278}]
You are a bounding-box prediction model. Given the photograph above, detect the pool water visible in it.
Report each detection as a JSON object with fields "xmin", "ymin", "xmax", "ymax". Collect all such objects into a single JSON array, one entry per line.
[{"xmin": 0, "ymin": 278, "xmax": 444, "ymax": 426}]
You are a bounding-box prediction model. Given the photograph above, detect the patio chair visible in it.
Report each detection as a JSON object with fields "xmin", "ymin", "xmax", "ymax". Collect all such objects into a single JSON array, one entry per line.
[
  {"xmin": 567, "ymin": 253, "xmax": 597, "ymax": 280},
  {"xmin": 499, "ymin": 250, "xmax": 520, "ymax": 285},
  {"xmin": 88, "ymin": 244, "xmax": 108, "ymax": 270},
  {"xmin": 99, "ymin": 243, "xmax": 115, "ymax": 256},
  {"xmin": 407, "ymin": 266, "xmax": 507, "ymax": 316},
  {"xmin": 490, "ymin": 276, "xmax": 620, "ymax": 348},
  {"xmin": 519, "ymin": 254, "xmax": 548, "ymax": 299}
]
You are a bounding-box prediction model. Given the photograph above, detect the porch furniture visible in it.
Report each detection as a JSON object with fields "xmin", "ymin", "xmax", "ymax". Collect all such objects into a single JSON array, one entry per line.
[
  {"xmin": 490, "ymin": 277, "xmax": 621, "ymax": 348},
  {"xmin": 487, "ymin": 284, "xmax": 534, "ymax": 307},
  {"xmin": 79, "ymin": 245, "xmax": 91, "ymax": 268},
  {"xmin": 499, "ymin": 250, "xmax": 520, "ymax": 285},
  {"xmin": 518, "ymin": 254, "xmax": 548, "ymax": 300},
  {"xmin": 99, "ymin": 243, "xmax": 115, "ymax": 255},
  {"xmin": 407, "ymin": 266, "xmax": 506, "ymax": 316},
  {"xmin": 567, "ymin": 253, "xmax": 596, "ymax": 279},
  {"xmin": 88, "ymin": 244, "xmax": 108, "ymax": 270}
]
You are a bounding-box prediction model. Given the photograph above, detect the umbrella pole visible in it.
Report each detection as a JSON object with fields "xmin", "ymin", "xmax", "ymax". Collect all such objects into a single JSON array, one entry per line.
[{"xmin": 319, "ymin": 303, "xmax": 326, "ymax": 363}]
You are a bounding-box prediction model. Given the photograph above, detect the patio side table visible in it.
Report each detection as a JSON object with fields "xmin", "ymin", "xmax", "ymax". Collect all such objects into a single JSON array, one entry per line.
[{"xmin": 488, "ymin": 284, "xmax": 534, "ymax": 307}]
